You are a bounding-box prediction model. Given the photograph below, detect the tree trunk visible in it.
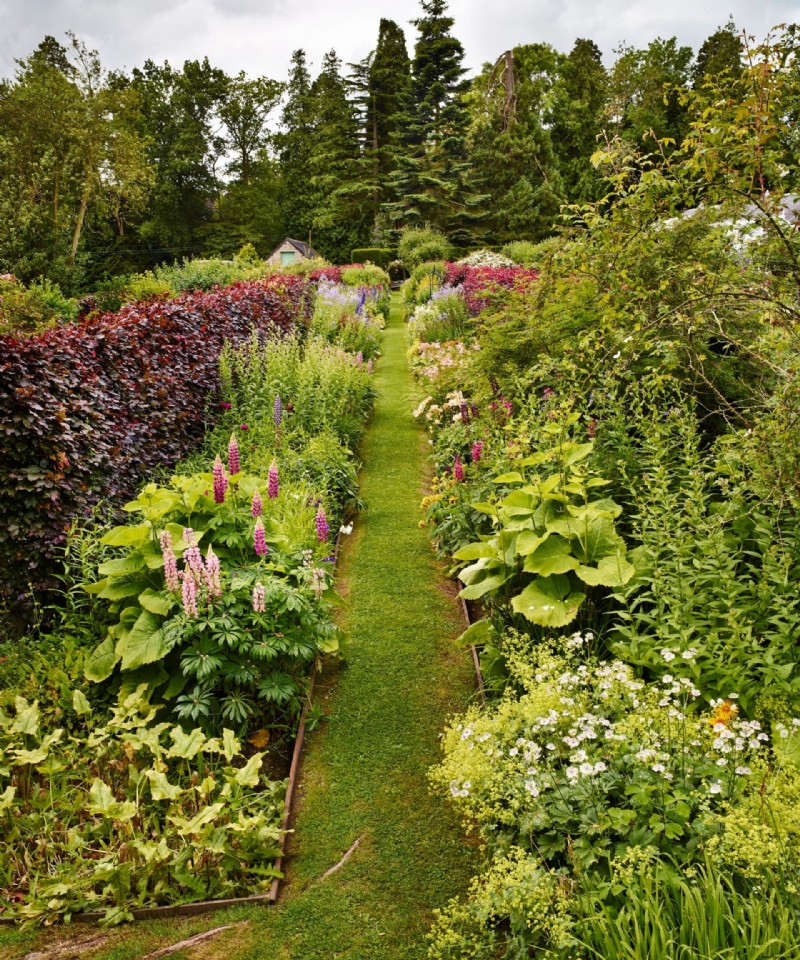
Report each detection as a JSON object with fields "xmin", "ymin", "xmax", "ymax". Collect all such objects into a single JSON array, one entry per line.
[{"xmin": 69, "ymin": 178, "xmax": 91, "ymax": 264}]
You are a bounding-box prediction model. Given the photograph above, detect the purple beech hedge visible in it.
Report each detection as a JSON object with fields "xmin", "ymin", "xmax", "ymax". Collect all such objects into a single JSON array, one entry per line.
[{"xmin": 0, "ymin": 276, "xmax": 312, "ymax": 606}]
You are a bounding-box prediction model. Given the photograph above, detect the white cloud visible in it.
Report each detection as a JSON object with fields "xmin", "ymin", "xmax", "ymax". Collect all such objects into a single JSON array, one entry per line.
[{"xmin": 2, "ymin": 0, "xmax": 798, "ymax": 84}]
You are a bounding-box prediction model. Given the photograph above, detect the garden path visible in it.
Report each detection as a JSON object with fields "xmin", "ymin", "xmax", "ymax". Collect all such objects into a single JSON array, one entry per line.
[{"xmin": 17, "ymin": 292, "xmax": 481, "ymax": 960}]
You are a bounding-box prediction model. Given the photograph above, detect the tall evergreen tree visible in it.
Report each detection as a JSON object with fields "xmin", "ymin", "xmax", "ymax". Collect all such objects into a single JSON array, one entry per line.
[
  {"xmin": 692, "ymin": 19, "xmax": 743, "ymax": 87},
  {"xmin": 467, "ymin": 44, "xmax": 565, "ymax": 243},
  {"xmin": 277, "ymin": 49, "xmax": 316, "ymax": 243},
  {"xmin": 308, "ymin": 50, "xmax": 368, "ymax": 261},
  {"xmin": 550, "ymin": 38, "xmax": 608, "ymax": 202},
  {"xmin": 386, "ymin": 0, "xmax": 485, "ymax": 248}
]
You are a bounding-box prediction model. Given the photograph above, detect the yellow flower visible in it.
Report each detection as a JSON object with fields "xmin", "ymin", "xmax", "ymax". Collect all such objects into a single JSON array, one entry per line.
[{"xmin": 709, "ymin": 700, "xmax": 738, "ymax": 728}]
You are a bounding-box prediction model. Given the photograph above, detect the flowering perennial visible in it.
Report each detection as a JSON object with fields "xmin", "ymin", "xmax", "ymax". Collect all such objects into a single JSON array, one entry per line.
[
  {"xmin": 268, "ymin": 461, "xmax": 279, "ymax": 500},
  {"xmin": 212, "ymin": 456, "xmax": 228, "ymax": 504},
  {"xmin": 228, "ymin": 434, "xmax": 240, "ymax": 475},
  {"xmin": 315, "ymin": 505, "xmax": 329, "ymax": 542},
  {"xmin": 253, "ymin": 517, "xmax": 268, "ymax": 557}
]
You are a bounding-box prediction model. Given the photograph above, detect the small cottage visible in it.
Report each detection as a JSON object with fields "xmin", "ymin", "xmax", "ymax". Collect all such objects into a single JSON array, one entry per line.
[{"xmin": 267, "ymin": 238, "xmax": 320, "ymax": 268}]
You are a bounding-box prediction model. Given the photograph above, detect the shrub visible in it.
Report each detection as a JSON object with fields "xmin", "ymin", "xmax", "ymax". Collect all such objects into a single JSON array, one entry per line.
[
  {"xmin": 444, "ymin": 263, "xmax": 539, "ymax": 316},
  {"xmin": 0, "ymin": 276, "xmax": 78, "ymax": 334},
  {"xmin": 397, "ymin": 226, "xmax": 453, "ymax": 269},
  {"xmin": 350, "ymin": 247, "xmax": 394, "ymax": 269},
  {"xmin": 401, "ymin": 260, "xmax": 447, "ymax": 308},
  {"xmin": 501, "ymin": 238, "xmax": 561, "ymax": 267},
  {"xmin": 457, "ymin": 249, "xmax": 514, "ymax": 267},
  {"xmin": 0, "ymin": 276, "xmax": 311, "ymax": 606},
  {"xmin": 340, "ymin": 263, "xmax": 391, "ymax": 288}
]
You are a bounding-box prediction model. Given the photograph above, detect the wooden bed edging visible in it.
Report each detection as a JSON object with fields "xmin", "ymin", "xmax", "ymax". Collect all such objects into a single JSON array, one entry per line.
[{"xmin": 459, "ymin": 596, "xmax": 487, "ymax": 706}]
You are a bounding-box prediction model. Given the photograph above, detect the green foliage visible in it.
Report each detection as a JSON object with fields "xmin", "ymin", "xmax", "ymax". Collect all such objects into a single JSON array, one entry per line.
[
  {"xmin": 340, "ymin": 263, "xmax": 390, "ymax": 287},
  {"xmin": 408, "ymin": 287, "xmax": 469, "ymax": 342},
  {"xmin": 454, "ymin": 433, "xmax": 635, "ymax": 631},
  {"xmin": 0, "ymin": 687, "xmax": 284, "ymax": 924},
  {"xmin": 351, "ymin": 247, "xmax": 394, "ymax": 268},
  {"xmin": 397, "ymin": 226, "xmax": 453, "ymax": 269},
  {"xmin": 500, "ymin": 237, "xmax": 559, "ymax": 267},
  {"xmin": 0, "ymin": 276, "xmax": 78, "ymax": 333}
]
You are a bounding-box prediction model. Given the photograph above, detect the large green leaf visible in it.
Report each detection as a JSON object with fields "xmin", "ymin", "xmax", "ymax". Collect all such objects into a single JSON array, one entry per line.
[
  {"xmin": 117, "ymin": 610, "xmax": 167, "ymax": 670},
  {"xmin": 85, "ymin": 636, "xmax": 120, "ymax": 682},
  {"xmin": 511, "ymin": 574, "xmax": 585, "ymax": 627},
  {"xmin": 235, "ymin": 753, "xmax": 264, "ymax": 787},
  {"xmin": 98, "ymin": 576, "xmax": 148, "ymax": 601},
  {"xmin": 138, "ymin": 588, "xmax": 175, "ymax": 616},
  {"xmin": 460, "ymin": 575, "xmax": 512, "ymax": 600},
  {"xmin": 146, "ymin": 770, "xmax": 183, "ymax": 801},
  {"xmin": 515, "ymin": 530, "xmax": 549, "ymax": 556},
  {"xmin": 523, "ymin": 536, "xmax": 579, "ymax": 576},
  {"xmin": 455, "ymin": 617, "xmax": 497, "ymax": 648},
  {"xmin": 100, "ymin": 523, "xmax": 151, "ymax": 548},
  {"xmin": 575, "ymin": 552, "xmax": 637, "ymax": 587},
  {"xmin": 572, "ymin": 515, "xmax": 626, "ymax": 563},
  {"xmin": 88, "ymin": 779, "xmax": 137, "ymax": 821},
  {"xmin": 453, "ymin": 541, "xmax": 497, "ymax": 562},
  {"xmin": 97, "ymin": 555, "xmax": 145, "ymax": 577},
  {"xmin": 168, "ymin": 726, "xmax": 207, "ymax": 759}
]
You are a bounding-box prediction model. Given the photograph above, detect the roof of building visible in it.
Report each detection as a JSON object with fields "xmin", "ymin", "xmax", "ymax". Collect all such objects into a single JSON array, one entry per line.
[{"xmin": 271, "ymin": 238, "xmax": 320, "ymax": 260}]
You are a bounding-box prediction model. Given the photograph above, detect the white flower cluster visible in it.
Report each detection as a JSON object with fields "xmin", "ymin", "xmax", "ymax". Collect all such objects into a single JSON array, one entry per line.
[{"xmin": 457, "ymin": 249, "xmax": 515, "ymax": 267}]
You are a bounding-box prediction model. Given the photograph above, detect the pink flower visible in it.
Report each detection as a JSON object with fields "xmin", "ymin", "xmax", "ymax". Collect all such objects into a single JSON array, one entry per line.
[
  {"xmin": 367, "ymin": 359, "xmax": 374, "ymax": 374},
  {"xmin": 454, "ymin": 455, "xmax": 464, "ymax": 482},
  {"xmin": 268, "ymin": 460, "xmax": 279, "ymax": 500},
  {"xmin": 182, "ymin": 571, "xmax": 198, "ymax": 618},
  {"xmin": 213, "ymin": 455, "xmax": 228, "ymax": 503},
  {"xmin": 220, "ymin": 402, "xmax": 232, "ymax": 410},
  {"xmin": 471, "ymin": 441, "xmax": 484, "ymax": 464},
  {"xmin": 240, "ymin": 423, "xmax": 249, "ymax": 431},
  {"xmin": 228, "ymin": 433, "xmax": 240, "ymax": 475},
  {"xmin": 159, "ymin": 530, "xmax": 180, "ymax": 592},
  {"xmin": 204, "ymin": 547, "xmax": 221, "ymax": 598},
  {"xmin": 252, "ymin": 582, "xmax": 266, "ymax": 613},
  {"xmin": 254, "ymin": 517, "xmax": 268, "ymax": 557},
  {"xmin": 315, "ymin": 505, "xmax": 329, "ymax": 542},
  {"xmin": 251, "ymin": 488, "xmax": 263, "ymax": 518}
]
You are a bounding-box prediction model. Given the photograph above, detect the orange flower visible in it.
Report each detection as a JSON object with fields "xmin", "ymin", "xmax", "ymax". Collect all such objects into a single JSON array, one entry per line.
[{"xmin": 709, "ymin": 700, "xmax": 738, "ymax": 728}]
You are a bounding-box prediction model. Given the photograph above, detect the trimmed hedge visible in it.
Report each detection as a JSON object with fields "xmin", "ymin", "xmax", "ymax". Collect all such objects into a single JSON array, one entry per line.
[
  {"xmin": 0, "ymin": 276, "xmax": 311, "ymax": 604},
  {"xmin": 350, "ymin": 248, "xmax": 394, "ymax": 269}
]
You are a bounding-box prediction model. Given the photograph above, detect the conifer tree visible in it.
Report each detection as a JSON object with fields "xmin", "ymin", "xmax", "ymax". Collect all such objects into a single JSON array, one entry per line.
[{"xmin": 277, "ymin": 49, "xmax": 316, "ymax": 243}]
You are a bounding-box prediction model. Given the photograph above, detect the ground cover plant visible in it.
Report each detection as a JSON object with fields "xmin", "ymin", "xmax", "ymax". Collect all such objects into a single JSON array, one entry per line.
[{"xmin": 0, "ymin": 273, "xmax": 378, "ymax": 925}]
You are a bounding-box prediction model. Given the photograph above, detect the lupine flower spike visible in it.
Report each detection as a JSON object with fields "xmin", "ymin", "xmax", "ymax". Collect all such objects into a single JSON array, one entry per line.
[
  {"xmin": 182, "ymin": 571, "xmax": 198, "ymax": 618},
  {"xmin": 252, "ymin": 582, "xmax": 266, "ymax": 613},
  {"xmin": 268, "ymin": 460, "xmax": 279, "ymax": 500},
  {"xmin": 471, "ymin": 441, "xmax": 484, "ymax": 464},
  {"xmin": 212, "ymin": 456, "xmax": 228, "ymax": 504},
  {"xmin": 273, "ymin": 394, "xmax": 283, "ymax": 428},
  {"xmin": 228, "ymin": 434, "xmax": 240, "ymax": 475},
  {"xmin": 204, "ymin": 547, "xmax": 221, "ymax": 598},
  {"xmin": 251, "ymin": 488, "xmax": 263, "ymax": 518},
  {"xmin": 315, "ymin": 505, "xmax": 329, "ymax": 542},
  {"xmin": 160, "ymin": 530, "xmax": 180, "ymax": 591},
  {"xmin": 367, "ymin": 359, "xmax": 374, "ymax": 374},
  {"xmin": 254, "ymin": 517, "xmax": 268, "ymax": 557},
  {"xmin": 454, "ymin": 455, "xmax": 464, "ymax": 482}
]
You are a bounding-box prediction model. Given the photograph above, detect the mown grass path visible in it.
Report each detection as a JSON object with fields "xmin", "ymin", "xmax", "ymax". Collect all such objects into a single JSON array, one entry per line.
[{"xmin": 3, "ymin": 293, "xmax": 478, "ymax": 960}]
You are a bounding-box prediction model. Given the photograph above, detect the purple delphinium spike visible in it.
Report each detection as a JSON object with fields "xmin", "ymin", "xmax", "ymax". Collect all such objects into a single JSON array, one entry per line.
[
  {"xmin": 315, "ymin": 505, "xmax": 329, "ymax": 542},
  {"xmin": 273, "ymin": 394, "xmax": 283, "ymax": 427},
  {"xmin": 159, "ymin": 530, "xmax": 180, "ymax": 592},
  {"xmin": 228, "ymin": 433, "xmax": 240, "ymax": 475},
  {"xmin": 454, "ymin": 455, "xmax": 464, "ymax": 482},
  {"xmin": 268, "ymin": 460, "xmax": 279, "ymax": 500},
  {"xmin": 181, "ymin": 571, "xmax": 198, "ymax": 618},
  {"xmin": 252, "ymin": 582, "xmax": 266, "ymax": 613},
  {"xmin": 213, "ymin": 456, "xmax": 228, "ymax": 503},
  {"xmin": 251, "ymin": 488, "xmax": 263, "ymax": 518},
  {"xmin": 471, "ymin": 441, "xmax": 484, "ymax": 464},
  {"xmin": 204, "ymin": 547, "xmax": 221, "ymax": 598},
  {"xmin": 254, "ymin": 517, "xmax": 268, "ymax": 557}
]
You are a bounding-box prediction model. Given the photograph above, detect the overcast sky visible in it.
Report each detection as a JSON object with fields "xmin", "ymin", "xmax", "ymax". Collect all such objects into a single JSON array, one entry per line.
[{"xmin": 2, "ymin": 0, "xmax": 799, "ymax": 84}]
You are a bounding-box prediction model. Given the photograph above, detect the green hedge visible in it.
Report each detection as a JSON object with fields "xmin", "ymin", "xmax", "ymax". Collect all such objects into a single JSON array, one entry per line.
[{"xmin": 351, "ymin": 248, "xmax": 394, "ymax": 269}]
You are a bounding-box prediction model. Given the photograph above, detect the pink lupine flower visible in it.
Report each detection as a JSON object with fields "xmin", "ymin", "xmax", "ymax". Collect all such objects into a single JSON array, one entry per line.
[
  {"xmin": 454, "ymin": 455, "xmax": 464, "ymax": 482},
  {"xmin": 356, "ymin": 351, "xmax": 364, "ymax": 366},
  {"xmin": 268, "ymin": 460, "xmax": 279, "ymax": 500},
  {"xmin": 228, "ymin": 433, "xmax": 240, "ymax": 475},
  {"xmin": 213, "ymin": 455, "xmax": 228, "ymax": 503},
  {"xmin": 367, "ymin": 359, "xmax": 374, "ymax": 374},
  {"xmin": 160, "ymin": 530, "xmax": 180, "ymax": 592},
  {"xmin": 315, "ymin": 505, "xmax": 329, "ymax": 542},
  {"xmin": 252, "ymin": 582, "xmax": 266, "ymax": 613},
  {"xmin": 254, "ymin": 517, "xmax": 268, "ymax": 557},
  {"xmin": 182, "ymin": 571, "xmax": 198, "ymax": 618},
  {"xmin": 183, "ymin": 527, "xmax": 196, "ymax": 546},
  {"xmin": 204, "ymin": 547, "xmax": 221, "ymax": 598},
  {"xmin": 471, "ymin": 441, "xmax": 484, "ymax": 464},
  {"xmin": 184, "ymin": 543, "xmax": 204, "ymax": 579},
  {"xmin": 251, "ymin": 488, "xmax": 263, "ymax": 518}
]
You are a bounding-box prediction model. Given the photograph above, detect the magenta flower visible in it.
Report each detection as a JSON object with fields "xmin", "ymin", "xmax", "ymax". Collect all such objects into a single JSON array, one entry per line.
[
  {"xmin": 159, "ymin": 530, "xmax": 180, "ymax": 592},
  {"xmin": 315, "ymin": 505, "xmax": 329, "ymax": 542},
  {"xmin": 268, "ymin": 460, "xmax": 279, "ymax": 500},
  {"xmin": 251, "ymin": 488, "xmax": 263, "ymax": 518},
  {"xmin": 240, "ymin": 423, "xmax": 249, "ymax": 431},
  {"xmin": 254, "ymin": 517, "xmax": 268, "ymax": 557},
  {"xmin": 273, "ymin": 394, "xmax": 283, "ymax": 427},
  {"xmin": 454, "ymin": 455, "xmax": 464, "ymax": 482},
  {"xmin": 252, "ymin": 582, "xmax": 266, "ymax": 613},
  {"xmin": 220, "ymin": 402, "xmax": 232, "ymax": 410},
  {"xmin": 471, "ymin": 441, "xmax": 484, "ymax": 464},
  {"xmin": 228, "ymin": 433, "xmax": 240, "ymax": 475},
  {"xmin": 204, "ymin": 547, "xmax": 221, "ymax": 598},
  {"xmin": 213, "ymin": 455, "xmax": 228, "ymax": 503},
  {"xmin": 181, "ymin": 571, "xmax": 198, "ymax": 618}
]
